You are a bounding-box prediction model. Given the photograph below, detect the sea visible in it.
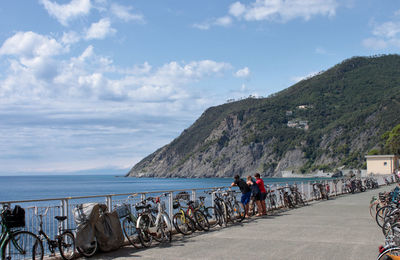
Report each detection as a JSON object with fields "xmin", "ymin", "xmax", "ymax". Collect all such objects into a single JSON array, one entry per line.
[{"xmin": 0, "ymin": 175, "xmax": 328, "ymax": 203}]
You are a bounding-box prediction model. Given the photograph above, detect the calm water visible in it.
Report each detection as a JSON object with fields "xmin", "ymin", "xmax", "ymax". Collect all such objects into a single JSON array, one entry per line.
[{"xmin": 0, "ymin": 175, "xmax": 326, "ymax": 202}]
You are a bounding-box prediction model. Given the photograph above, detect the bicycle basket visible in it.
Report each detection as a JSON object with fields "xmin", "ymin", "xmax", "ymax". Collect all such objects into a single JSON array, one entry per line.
[
  {"xmin": 173, "ymin": 201, "xmax": 180, "ymax": 209},
  {"xmin": 2, "ymin": 205, "xmax": 25, "ymax": 228},
  {"xmin": 175, "ymin": 192, "xmax": 190, "ymax": 201},
  {"xmin": 114, "ymin": 204, "xmax": 130, "ymax": 218}
]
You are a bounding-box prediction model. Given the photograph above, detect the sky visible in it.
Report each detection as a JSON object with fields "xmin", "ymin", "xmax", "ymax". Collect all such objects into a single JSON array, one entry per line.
[{"xmin": 0, "ymin": 0, "xmax": 399, "ymax": 176}]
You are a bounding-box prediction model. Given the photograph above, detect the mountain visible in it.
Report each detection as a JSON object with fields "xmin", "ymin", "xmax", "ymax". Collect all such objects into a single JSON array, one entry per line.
[{"xmin": 127, "ymin": 55, "xmax": 400, "ymax": 178}]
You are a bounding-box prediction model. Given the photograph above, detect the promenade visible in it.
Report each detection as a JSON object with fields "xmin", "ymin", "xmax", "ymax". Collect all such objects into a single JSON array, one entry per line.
[{"xmin": 93, "ymin": 185, "xmax": 391, "ymax": 260}]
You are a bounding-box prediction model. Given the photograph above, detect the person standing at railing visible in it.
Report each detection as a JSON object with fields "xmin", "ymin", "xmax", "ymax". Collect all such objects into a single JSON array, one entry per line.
[
  {"xmin": 246, "ymin": 176, "xmax": 263, "ymax": 217},
  {"xmin": 231, "ymin": 175, "xmax": 251, "ymax": 218},
  {"xmin": 254, "ymin": 173, "xmax": 267, "ymax": 215}
]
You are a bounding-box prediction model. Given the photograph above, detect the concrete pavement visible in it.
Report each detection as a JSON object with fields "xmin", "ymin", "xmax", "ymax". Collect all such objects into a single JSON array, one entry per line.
[{"xmin": 92, "ymin": 185, "xmax": 392, "ymax": 260}]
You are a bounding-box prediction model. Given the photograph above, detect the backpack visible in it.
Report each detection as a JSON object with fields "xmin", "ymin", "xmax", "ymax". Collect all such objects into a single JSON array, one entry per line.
[{"xmin": 3, "ymin": 205, "xmax": 25, "ymax": 228}]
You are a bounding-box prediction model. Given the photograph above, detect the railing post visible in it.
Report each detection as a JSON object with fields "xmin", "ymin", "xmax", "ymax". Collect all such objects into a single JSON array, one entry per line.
[
  {"xmin": 106, "ymin": 195, "xmax": 112, "ymax": 211},
  {"xmin": 169, "ymin": 192, "xmax": 173, "ymax": 219},
  {"xmin": 61, "ymin": 199, "xmax": 69, "ymax": 229},
  {"xmin": 192, "ymin": 189, "xmax": 196, "ymax": 201},
  {"xmin": 211, "ymin": 192, "xmax": 215, "ymax": 208}
]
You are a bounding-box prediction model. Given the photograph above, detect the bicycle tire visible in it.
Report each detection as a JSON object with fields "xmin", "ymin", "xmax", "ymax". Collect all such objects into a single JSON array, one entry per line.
[
  {"xmin": 221, "ymin": 202, "xmax": 229, "ymax": 227},
  {"xmin": 137, "ymin": 215, "xmax": 153, "ymax": 247},
  {"xmin": 172, "ymin": 212, "xmax": 195, "ymax": 235},
  {"xmin": 225, "ymin": 203, "xmax": 236, "ymax": 224},
  {"xmin": 58, "ymin": 231, "xmax": 76, "ymax": 260},
  {"xmin": 159, "ymin": 216, "xmax": 172, "ymax": 243},
  {"xmin": 232, "ymin": 202, "xmax": 245, "ymax": 222},
  {"xmin": 122, "ymin": 217, "xmax": 142, "ymax": 248},
  {"xmin": 204, "ymin": 206, "xmax": 223, "ymax": 228},
  {"xmin": 2, "ymin": 230, "xmax": 44, "ymax": 260},
  {"xmin": 194, "ymin": 210, "xmax": 210, "ymax": 231},
  {"xmin": 377, "ymin": 247, "xmax": 400, "ymax": 260},
  {"xmin": 376, "ymin": 206, "xmax": 396, "ymax": 228},
  {"xmin": 76, "ymin": 236, "xmax": 97, "ymax": 258}
]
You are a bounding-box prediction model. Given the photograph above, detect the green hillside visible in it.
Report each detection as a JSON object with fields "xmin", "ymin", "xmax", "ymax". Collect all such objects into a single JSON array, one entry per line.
[{"xmin": 128, "ymin": 55, "xmax": 400, "ymax": 177}]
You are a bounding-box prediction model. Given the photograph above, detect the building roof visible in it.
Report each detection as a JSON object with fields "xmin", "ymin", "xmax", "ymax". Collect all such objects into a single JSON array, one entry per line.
[{"xmin": 365, "ymin": 155, "xmax": 397, "ymax": 159}]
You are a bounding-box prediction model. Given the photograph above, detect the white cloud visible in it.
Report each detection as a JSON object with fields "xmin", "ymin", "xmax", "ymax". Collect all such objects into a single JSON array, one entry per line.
[
  {"xmin": 363, "ymin": 15, "xmax": 400, "ymax": 50},
  {"xmin": 196, "ymin": 0, "xmax": 338, "ymax": 30},
  {"xmin": 235, "ymin": 0, "xmax": 338, "ymax": 22},
  {"xmin": 234, "ymin": 67, "xmax": 250, "ymax": 78},
  {"xmin": 61, "ymin": 31, "xmax": 81, "ymax": 45},
  {"xmin": 0, "ymin": 31, "xmax": 64, "ymax": 58},
  {"xmin": 372, "ymin": 21, "xmax": 400, "ymax": 38},
  {"xmin": 229, "ymin": 2, "xmax": 246, "ymax": 17},
  {"xmin": 110, "ymin": 3, "xmax": 144, "ymax": 22},
  {"xmin": 40, "ymin": 0, "xmax": 91, "ymax": 26},
  {"xmin": 215, "ymin": 16, "xmax": 233, "ymax": 27},
  {"xmin": 362, "ymin": 38, "xmax": 388, "ymax": 50},
  {"xmin": 85, "ymin": 18, "xmax": 116, "ymax": 40},
  {"xmin": 193, "ymin": 16, "xmax": 233, "ymax": 30}
]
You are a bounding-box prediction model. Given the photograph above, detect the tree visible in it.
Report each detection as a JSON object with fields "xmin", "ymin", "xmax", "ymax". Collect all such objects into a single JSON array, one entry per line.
[{"xmin": 383, "ymin": 124, "xmax": 400, "ymax": 155}]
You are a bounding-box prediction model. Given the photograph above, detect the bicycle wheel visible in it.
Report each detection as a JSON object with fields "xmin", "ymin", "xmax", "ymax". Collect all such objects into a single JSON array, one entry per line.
[
  {"xmin": 137, "ymin": 215, "xmax": 153, "ymax": 247},
  {"xmin": 232, "ymin": 202, "xmax": 245, "ymax": 222},
  {"xmin": 58, "ymin": 231, "xmax": 76, "ymax": 260},
  {"xmin": 2, "ymin": 230, "xmax": 44, "ymax": 260},
  {"xmin": 76, "ymin": 236, "xmax": 97, "ymax": 258},
  {"xmin": 172, "ymin": 212, "xmax": 194, "ymax": 235},
  {"xmin": 159, "ymin": 216, "xmax": 172, "ymax": 243},
  {"xmin": 204, "ymin": 206, "xmax": 223, "ymax": 228},
  {"xmin": 225, "ymin": 203, "xmax": 236, "ymax": 224},
  {"xmin": 221, "ymin": 202, "xmax": 229, "ymax": 227},
  {"xmin": 122, "ymin": 217, "xmax": 142, "ymax": 248},
  {"xmin": 377, "ymin": 247, "xmax": 400, "ymax": 260},
  {"xmin": 376, "ymin": 206, "xmax": 396, "ymax": 228},
  {"xmin": 194, "ymin": 210, "xmax": 210, "ymax": 231},
  {"xmin": 76, "ymin": 236, "xmax": 98, "ymax": 257}
]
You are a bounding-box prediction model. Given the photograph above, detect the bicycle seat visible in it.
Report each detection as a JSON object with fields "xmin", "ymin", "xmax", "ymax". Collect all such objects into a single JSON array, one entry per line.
[
  {"xmin": 55, "ymin": 216, "xmax": 67, "ymax": 222},
  {"xmin": 199, "ymin": 196, "xmax": 205, "ymax": 200},
  {"xmin": 135, "ymin": 204, "xmax": 151, "ymax": 211}
]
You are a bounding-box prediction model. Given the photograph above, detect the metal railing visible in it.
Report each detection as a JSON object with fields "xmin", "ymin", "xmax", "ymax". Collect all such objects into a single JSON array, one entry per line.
[{"xmin": 0, "ymin": 174, "xmax": 393, "ymax": 258}]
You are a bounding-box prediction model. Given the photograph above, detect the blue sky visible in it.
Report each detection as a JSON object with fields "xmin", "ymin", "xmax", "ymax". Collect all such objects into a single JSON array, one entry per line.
[{"xmin": 0, "ymin": 0, "xmax": 399, "ymax": 175}]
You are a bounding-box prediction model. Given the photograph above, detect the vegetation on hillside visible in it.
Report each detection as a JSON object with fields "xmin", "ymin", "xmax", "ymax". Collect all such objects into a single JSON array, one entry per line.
[{"xmin": 129, "ymin": 55, "xmax": 400, "ymax": 177}]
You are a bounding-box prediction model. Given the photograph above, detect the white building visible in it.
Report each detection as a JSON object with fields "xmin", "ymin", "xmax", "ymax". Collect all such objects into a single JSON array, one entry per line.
[{"xmin": 365, "ymin": 155, "xmax": 399, "ymax": 175}]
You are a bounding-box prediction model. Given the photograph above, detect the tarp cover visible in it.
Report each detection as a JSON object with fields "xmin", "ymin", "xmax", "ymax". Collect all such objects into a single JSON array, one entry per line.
[
  {"xmin": 73, "ymin": 203, "xmax": 109, "ymax": 251},
  {"xmin": 95, "ymin": 211, "xmax": 124, "ymax": 252}
]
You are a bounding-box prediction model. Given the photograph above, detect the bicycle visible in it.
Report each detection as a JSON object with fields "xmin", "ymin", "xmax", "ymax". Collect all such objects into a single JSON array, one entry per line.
[
  {"xmin": 34, "ymin": 207, "xmax": 75, "ymax": 260},
  {"xmin": 197, "ymin": 195, "xmax": 223, "ymax": 228},
  {"xmin": 114, "ymin": 194, "xmax": 142, "ymax": 249},
  {"xmin": 136, "ymin": 193, "xmax": 172, "ymax": 247},
  {"xmin": 225, "ymin": 190, "xmax": 245, "ymax": 222},
  {"xmin": 172, "ymin": 192, "xmax": 209, "ymax": 233},
  {"xmin": 172, "ymin": 198, "xmax": 196, "ymax": 236},
  {"xmin": 265, "ymin": 185, "xmax": 277, "ymax": 212},
  {"xmin": 289, "ymin": 185, "xmax": 306, "ymax": 206},
  {"xmin": 1, "ymin": 204, "xmax": 44, "ymax": 260},
  {"xmin": 186, "ymin": 199, "xmax": 210, "ymax": 231}
]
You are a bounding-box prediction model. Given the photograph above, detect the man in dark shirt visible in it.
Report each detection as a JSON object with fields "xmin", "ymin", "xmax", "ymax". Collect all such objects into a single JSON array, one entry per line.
[{"xmin": 231, "ymin": 175, "xmax": 251, "ymax": 218}]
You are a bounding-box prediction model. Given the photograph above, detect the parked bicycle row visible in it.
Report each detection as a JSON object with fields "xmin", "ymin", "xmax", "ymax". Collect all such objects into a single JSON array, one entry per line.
[{"xmin": 370, "ymin": 180, "xmax": 400, "ymax": 259}]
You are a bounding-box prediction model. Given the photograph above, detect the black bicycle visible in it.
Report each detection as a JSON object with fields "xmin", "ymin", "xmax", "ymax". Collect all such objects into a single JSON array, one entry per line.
[{"xmin": 34, "ymin": 207, "xmax": 76, "ymax": 260}]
